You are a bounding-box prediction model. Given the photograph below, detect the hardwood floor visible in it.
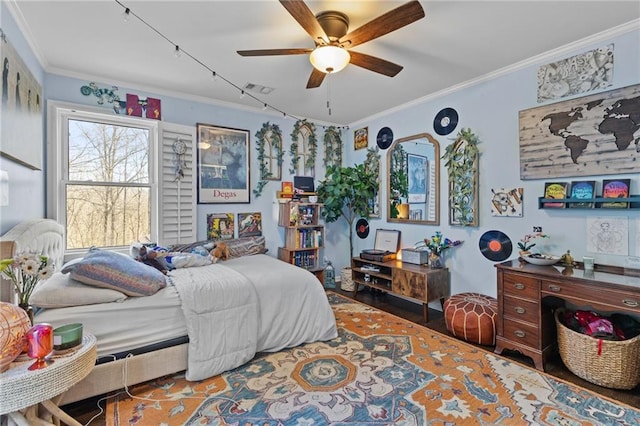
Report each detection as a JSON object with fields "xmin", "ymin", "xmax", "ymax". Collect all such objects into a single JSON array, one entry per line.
[{"xmin": 62, "ymin": 286, "xmax": 639, "ymax": 425}]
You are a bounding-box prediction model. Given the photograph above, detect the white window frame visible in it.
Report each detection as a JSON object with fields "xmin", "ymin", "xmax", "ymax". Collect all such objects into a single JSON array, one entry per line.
[{"xmin": 47, "ymin": 101, "xmax": 159, "ymax": 257}]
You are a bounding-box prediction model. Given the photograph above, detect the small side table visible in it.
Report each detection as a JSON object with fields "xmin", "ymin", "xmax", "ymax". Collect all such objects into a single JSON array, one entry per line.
[{"xmin": 0, "ymin": 334, "xmax": 97, "ymax": 425}]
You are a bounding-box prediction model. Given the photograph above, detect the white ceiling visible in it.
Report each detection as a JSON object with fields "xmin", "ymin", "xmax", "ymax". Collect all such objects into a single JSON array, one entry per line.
[{"xmin": 8, "ymin": 1, "xmax": 640, "ymax": 126}]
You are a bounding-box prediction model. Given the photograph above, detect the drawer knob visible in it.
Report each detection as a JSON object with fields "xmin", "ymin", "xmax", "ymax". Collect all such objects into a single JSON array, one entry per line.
[
  {"xmin": 514, "ymin": 283, "xmax": 525, "ymax": 290},
  {"xmin": 623, "ymin": 299, "xmax": 639, "ymax": 308},
  {"xmin": 514, "ymin": 330, "xmax": 526, "ymax": 338},
  {"xmin": 548, "ymin": 285, "xmax": 561, "ymax": 293},
  {"xmin": 514, "ymin": 306, "xmax": 526, "ymax": 314}
]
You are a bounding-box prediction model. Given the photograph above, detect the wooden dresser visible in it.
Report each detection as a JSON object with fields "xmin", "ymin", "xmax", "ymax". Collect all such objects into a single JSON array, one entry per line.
[
  {"xmin": 351, "ymin": 257, "xmax": 450, "ymax": 323},
  {"xmin": 495, "ymin": 259, "xmax": 640, "ymax": 371}
]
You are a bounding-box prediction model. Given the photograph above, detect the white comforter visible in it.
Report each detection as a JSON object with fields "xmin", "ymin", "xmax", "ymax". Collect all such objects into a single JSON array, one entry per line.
[{"xmin": 169, "ymin": 254, "xmax": 338, "ymax": 380}]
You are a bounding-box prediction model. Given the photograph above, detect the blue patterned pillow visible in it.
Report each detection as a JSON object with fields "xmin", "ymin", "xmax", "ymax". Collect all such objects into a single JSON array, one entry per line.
[{"xmin": 68, "ymin": 248, "xmax": 167, "ymax": 296}]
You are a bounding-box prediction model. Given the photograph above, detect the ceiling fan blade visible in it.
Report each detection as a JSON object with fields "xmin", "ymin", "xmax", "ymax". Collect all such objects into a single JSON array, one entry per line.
[
  {"xmin": 237, "ymin": 48, "xmax": 312, "ymax": 56},
  {"xmin": 306, "ymin": 68, "xmax": 326, "ymax": 89},
  {"xmin": 338, "ymin": 0, "xmax": 425, "ymax": 49},
  {"xmin": 349, "ymin": 51, "xmax": 403, "ymax": 77},
  {"xmin": 280, "ymin": 0, "xmax": 329, "ymax": 44}
]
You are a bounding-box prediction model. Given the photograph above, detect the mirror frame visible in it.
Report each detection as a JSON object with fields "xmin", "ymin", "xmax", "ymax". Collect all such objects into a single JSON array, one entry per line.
[{"xmin": 386, "ymin": 133, "xmax": 440, "ymax": 225}]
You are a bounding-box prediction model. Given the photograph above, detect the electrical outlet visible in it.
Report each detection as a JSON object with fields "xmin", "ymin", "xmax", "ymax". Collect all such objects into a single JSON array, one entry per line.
[{"xmin": 533, "ymin": 226, "xmax": 542, "ymax": 233}]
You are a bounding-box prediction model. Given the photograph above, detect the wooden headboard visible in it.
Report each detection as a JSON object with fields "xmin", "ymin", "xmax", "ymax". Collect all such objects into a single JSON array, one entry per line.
[{"xmin": 0, "ymin": 219, "xmax": 65, "ymax": 302}]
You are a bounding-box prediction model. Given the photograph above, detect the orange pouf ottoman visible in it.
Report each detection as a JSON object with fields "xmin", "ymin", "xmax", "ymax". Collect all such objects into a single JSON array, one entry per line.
[{"xmin": 444, "ymin": 293, "xmax": 498, "ymax": 346}]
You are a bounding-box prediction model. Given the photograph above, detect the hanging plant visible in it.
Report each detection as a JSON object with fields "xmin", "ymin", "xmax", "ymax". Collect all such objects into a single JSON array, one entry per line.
[
  {"xmin": 364, "ymin": 146, "xmax": 381, "ymax": 217},
  {"xmin": 442, "ymin": 128, "xmax": 480, "ymax": 226},
  {"xmin": 254, "ymin": 122, "xmax": 283, "ymax": 198},
  {"xmin": 289, "ymin": 119, "xmax": 317, "ymax": 175},
  {"xmin": 323, "ymin": 126, "xmax": 343, "ymax": 168}
]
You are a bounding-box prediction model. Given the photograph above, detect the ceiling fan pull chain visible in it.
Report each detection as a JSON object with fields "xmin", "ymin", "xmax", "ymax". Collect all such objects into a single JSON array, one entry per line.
[{"xmin": 326, "ymin": 76, "xmax": 332, "ymax": 116}]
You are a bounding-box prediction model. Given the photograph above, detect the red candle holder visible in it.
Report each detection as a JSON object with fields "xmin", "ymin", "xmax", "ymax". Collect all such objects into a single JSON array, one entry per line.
[{"xmin": 26, "ymin": 323, "xmax": 54, "ymax": 370}]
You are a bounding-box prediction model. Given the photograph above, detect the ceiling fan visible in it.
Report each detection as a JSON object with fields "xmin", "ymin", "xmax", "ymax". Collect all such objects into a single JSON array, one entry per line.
[{"xmin": 237, "ymin": 0, "xmax": 425, "ymax": 89}]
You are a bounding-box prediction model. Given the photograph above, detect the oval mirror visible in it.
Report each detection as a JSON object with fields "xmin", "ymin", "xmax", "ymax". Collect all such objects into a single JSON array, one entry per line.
[{"xmin": 387, "ymin": 133, "xmax": 440, "ymax": 225}]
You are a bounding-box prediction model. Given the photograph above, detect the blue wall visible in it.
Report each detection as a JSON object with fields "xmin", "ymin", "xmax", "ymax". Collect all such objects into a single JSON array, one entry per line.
[{"xmin": 2, "ymin": 0, "xmax": 639, "ymax": 300}]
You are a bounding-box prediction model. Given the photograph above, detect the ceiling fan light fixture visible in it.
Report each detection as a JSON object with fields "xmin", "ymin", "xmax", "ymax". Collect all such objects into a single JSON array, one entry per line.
[{"xmin": 309, "ymin": 45, "xmax": 350, "ymax": 74}]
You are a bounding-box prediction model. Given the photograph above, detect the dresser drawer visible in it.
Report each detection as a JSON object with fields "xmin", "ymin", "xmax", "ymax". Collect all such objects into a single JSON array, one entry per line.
[
  {"xmin": 502, "ymin": 273, "xmax": 539, "ymax": 299},
  {"xmin": 503, "ymin": 295, "xmax": 539, "ymax": 323},
  {"xmin": 541, "ymin": 280, "xmax": 640, "ymax": 315},
  {"xmin": 502, "ymin": 318, "xmax": 539, "ymax": 348}
]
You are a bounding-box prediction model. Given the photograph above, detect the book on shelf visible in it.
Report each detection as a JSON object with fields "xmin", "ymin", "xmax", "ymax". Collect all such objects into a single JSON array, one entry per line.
[
  {"xmin": 601, "ymin": 179, "xmax": 631, "ymax": 208},
  {"xmin": 543, "ymin": 182, "xmax": 569, "ymax": 208},
  {"xmin": 568, "ymin": 180, "xmax": 596, "ymax": 208}
]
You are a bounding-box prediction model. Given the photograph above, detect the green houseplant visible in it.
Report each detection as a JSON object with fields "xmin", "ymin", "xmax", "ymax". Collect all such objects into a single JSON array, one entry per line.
[{"xmin": 316, "ymin": 164, "xmax": 379, "ymax": 259}]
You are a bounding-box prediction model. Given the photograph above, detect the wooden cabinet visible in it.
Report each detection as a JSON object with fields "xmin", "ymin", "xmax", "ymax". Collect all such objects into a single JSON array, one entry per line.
[
  {"xmin": 495, "ymin": 260, "xmax": 640, "ymax": 371},
  {"xmin": 351, "ymin": 257, "xmax": 450, "ymax": 323},
  {"xmin": 277, "ymin": 202, "xmax": 325, "ymax": 282}
]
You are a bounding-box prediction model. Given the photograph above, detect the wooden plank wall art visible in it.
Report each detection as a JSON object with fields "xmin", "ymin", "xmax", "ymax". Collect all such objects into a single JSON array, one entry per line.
[{"xmin": 519, "ymin": 83, "xmax": 640, "ymax": 179}]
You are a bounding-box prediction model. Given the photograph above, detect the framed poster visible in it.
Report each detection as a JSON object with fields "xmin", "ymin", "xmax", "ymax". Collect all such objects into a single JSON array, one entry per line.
[
  {"xmin": 197, "ymin": 123, "xmax": 250, "ymax": 203},
  {"xmin": 519, "ymin": 83, "xmax": 640, "ymax": 179},
  {"xmin": 407, "ymin": 154, "xmax": 428, "ymax": 203},
  {"xmin": 354, "ymin": 127, "xmax": 368, "ymax": 150}
]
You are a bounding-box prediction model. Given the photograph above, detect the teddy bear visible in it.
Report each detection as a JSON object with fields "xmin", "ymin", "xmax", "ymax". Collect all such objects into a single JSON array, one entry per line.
[{"xmin": 211, "ymin": 242, "xmax": 230, "ymax": 261}]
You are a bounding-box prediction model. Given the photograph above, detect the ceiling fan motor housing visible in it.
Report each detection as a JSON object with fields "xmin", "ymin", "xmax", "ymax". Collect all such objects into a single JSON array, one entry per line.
[{"xmin": 316, "ymin": 11, "xmax": 349, "ymax": 43}]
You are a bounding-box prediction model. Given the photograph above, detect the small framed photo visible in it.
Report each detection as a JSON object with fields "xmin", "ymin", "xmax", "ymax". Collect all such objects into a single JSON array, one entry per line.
[
  {"xmin": 601, "ymin": 178, "xmax": 630, "ymax": 208},
  {"xmin": 238, "ymin": 212, "xmax": 262, "ymax": 237},
  {"xmin": 354, "ymin": 127, "xmax": 368, "ymax": 150},
  {"xmin": 197, "ymin": 123, "xmax": 250, "ymax": 204},
  {"xmin": 207, "ymin": 213, "xmax": 234, "ymax": 239}
]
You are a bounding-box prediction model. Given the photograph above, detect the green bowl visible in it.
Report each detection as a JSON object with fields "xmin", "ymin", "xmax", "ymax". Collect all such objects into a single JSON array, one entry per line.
[{"xmin": 53, "ymin": 323, "xmax": 83, "ymax": 350}]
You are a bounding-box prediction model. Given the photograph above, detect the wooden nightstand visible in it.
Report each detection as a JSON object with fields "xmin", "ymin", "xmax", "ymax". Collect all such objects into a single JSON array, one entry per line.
[{"xmin": 0, "ymin": 334, "xmax": 97, "ymax": 425}]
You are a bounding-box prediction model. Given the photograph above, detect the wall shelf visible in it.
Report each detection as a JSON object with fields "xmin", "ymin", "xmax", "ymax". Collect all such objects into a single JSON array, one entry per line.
[{"xmin": 538, "ymin": 195, "xmax": 640, "ymax": 209}]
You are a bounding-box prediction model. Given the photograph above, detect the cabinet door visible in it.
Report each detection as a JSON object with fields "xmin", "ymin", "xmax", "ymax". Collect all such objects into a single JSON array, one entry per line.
[{"xmin": 392, "ymin": 269, "xmax": 426, "ymax": 301}]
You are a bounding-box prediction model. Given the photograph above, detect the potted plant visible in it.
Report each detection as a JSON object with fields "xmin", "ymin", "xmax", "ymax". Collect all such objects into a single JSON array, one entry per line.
[
  {"xmin": 389, "ymin": 143, "xmax": 408, "ymax": 218},
  {"xmin": 317, "ymin": 164, "xmax": 379, "ymax": 259}
]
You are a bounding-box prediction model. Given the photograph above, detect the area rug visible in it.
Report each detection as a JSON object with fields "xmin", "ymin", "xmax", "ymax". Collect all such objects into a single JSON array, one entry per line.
[{"xmin": 107, "ymin": 292, "xmax": 640, "ymax": 425}]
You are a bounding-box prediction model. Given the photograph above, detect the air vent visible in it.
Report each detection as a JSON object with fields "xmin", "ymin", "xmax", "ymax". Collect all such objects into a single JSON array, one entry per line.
[{"xmin": 244, "ymin": 83, "xmax": 274, "ymax": 95}]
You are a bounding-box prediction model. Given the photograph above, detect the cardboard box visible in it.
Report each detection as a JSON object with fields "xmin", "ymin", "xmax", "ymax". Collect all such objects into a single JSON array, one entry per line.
[{"xmin": 401, "ymin": 248, "xmax": 429, "ymax": 265}]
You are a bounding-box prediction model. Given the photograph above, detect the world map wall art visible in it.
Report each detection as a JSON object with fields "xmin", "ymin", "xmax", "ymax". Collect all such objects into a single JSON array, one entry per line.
[{"xmin": 519, "ymin": 83, "xmax": 640, "ymax": 179}]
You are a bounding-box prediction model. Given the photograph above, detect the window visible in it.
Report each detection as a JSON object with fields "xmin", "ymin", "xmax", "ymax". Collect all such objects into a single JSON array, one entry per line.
[{"xmin": 48, "ymin": 102, "xmax": 158, "ymax": 252}]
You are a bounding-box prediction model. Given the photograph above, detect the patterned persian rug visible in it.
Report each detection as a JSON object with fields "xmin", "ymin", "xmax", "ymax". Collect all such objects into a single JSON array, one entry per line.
[{"xmin": 107, "ymin": 292, "xmax": 639, "ymax": 425}]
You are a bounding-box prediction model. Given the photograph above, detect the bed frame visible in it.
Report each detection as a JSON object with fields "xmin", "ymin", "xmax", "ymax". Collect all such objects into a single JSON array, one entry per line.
[{"xmin": 0, "ymin": 219, "xmax": 189, "ymax": 405}]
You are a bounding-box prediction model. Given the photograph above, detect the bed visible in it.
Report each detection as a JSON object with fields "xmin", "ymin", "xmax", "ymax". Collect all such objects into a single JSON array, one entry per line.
[{"xmin": 0, "ymin": 219, "xmax": 338, "ymax": 405}]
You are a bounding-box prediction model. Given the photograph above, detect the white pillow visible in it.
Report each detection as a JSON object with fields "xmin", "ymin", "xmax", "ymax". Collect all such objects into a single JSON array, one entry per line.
[{"xmin": 30, "ymin": 272, "xmax": 127, "ymax": 308}]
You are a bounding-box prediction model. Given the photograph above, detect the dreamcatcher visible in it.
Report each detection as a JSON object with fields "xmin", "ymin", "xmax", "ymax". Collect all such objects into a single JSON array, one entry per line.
[{"xmin": 172, "ymin": 138, "xmax": 186, "ymax": 180}]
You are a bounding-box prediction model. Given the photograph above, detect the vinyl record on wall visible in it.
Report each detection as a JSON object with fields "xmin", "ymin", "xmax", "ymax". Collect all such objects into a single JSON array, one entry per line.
[
  {"xmin": 433, "ymin": 107, "xmax": 459, "ymax": 135},
  {"xmin": 479, "ymin": 230, "xmax": 512, "ymax": 262},
  {"xmin": 355, "ymin": 218, "xmax": 370, "ymax": 239},
  {"xmin": 376, "ymin": 127, "xmax": 394, "ymax": 149}
]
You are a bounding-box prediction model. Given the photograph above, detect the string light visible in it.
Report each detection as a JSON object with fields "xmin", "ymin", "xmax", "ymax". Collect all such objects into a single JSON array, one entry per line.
[{"xmin": 114, "ymin": 0, "xmax": 343, "ymax": 126}]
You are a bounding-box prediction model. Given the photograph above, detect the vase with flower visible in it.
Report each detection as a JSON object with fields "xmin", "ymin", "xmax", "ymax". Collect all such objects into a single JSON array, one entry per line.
[
  {"xmin": 0, "ymin": 252, "xmax": 54, "ymax": 324},
  {"xmin": 517, "ymin": 232, "xmax": 549, "ymax": 257},
  {"xmin": 415, "ymin": 231, "xmax": 463, "ymax": 269}
]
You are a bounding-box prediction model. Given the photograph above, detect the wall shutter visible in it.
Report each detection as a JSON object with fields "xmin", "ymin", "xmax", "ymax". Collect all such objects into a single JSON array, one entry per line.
[{"xmin": 158, "ymin": 123, "xmax": 197, "ymax": 246}]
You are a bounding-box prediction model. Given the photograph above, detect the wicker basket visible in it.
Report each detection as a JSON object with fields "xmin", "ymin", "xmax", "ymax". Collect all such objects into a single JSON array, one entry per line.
[
  {"xmin": 341, "ymin": 267, "xmax": 354, "ymax": 292},
  {"xmin": 555, "ymin": 308, "xmax": 640, "ymax": 390}
]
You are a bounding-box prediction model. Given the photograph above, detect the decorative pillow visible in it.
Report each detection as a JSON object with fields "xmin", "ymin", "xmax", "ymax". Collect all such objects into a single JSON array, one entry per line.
[
  {"xmin": 169, "ymin": 236, "xmax": 267, "ymax": 259},
  {"xmin": 68, "ymin": 248, "xmax": 167, "ymax": 296},
  {"xmin": 30, "ymin": 272, "xmax": 127, "ymax": 308}
]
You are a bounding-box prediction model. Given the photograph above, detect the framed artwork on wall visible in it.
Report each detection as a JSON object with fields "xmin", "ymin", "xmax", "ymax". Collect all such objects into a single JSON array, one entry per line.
[
  {"xmin": 197, "ymin": 123, "xmax": 250, "ymax": 203},
  {"xmin": 519, "ymin": 83, "xmax": 640, "ymax": 179},
  {"xmin": 207, "ymin": 213, "xmax": 234, "ymax": 239},
  {"xmin": 354, "ymin": 127, "xmax": 368, "ymax": 150},
  {"xmin": 407, "ymin": 154, "xmax": 428, "ymax": 203}
]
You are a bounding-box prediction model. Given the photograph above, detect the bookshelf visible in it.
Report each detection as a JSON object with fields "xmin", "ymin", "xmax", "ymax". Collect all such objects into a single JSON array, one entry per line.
[{"xmin": 277, "ymin": 201, "xmax": 325, "ymax": 283}]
